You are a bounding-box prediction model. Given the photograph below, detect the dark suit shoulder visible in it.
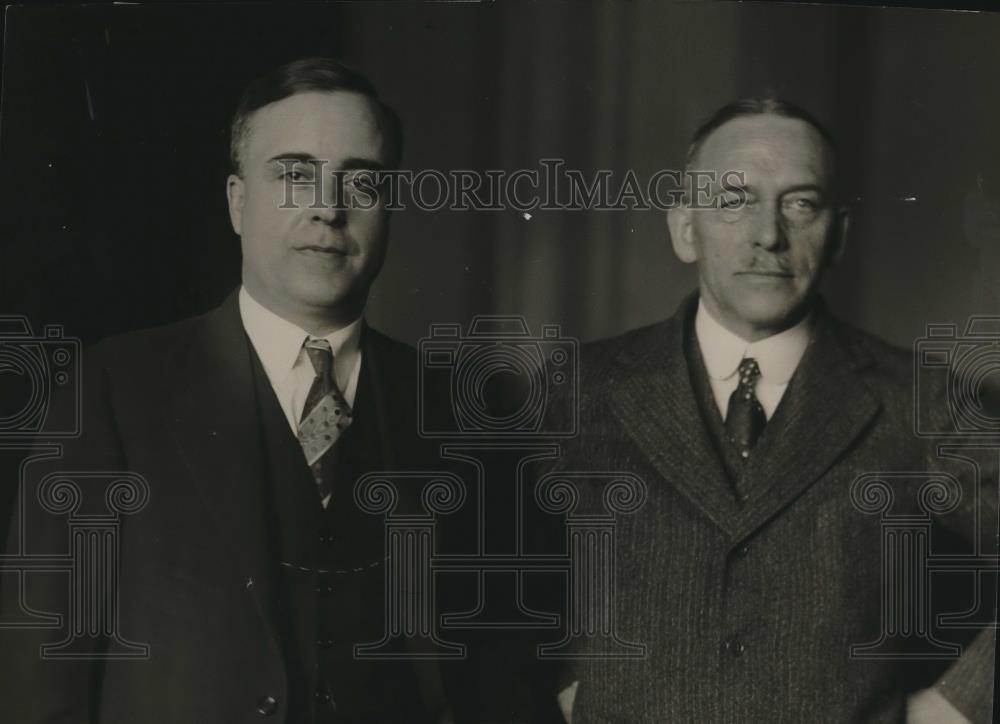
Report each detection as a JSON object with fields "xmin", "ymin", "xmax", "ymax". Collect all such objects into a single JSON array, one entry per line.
[
  {"xmin": 826, "ymin": 317, "xmax": 913, "ymax": 391},
  {"xmin": 364, "ymin": 326, "xmax": 417, "ymax": 362},
  {"xmin": 89, "ymin": 310, "xmax": 207, "ymax": 373},
  {"xmin": 819, "ymin": 316, "xmax": 940, "ymax": 431},
  {"xmin": 580, "ymin": 320, "xmax": 672, "ymax": 387},
  {"xmin": 830, "ymin": 317, "xmax": 910, "ymax": 366},
  {"xmin": 362, "ymin": 326, "xmax": 418, "ymax": 388}
]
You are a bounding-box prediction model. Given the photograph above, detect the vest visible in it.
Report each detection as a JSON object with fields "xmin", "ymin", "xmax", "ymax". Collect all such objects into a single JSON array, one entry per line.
[
  {"xmin": 249, "ymin": 346, "xmax": 426, "ymax": 724},
  {"xmin": 683, "ymin": 313, "xmax": 803, "ymax": 505}
]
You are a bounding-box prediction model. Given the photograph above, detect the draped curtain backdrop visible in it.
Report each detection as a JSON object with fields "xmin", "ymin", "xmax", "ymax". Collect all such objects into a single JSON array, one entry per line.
[
  {"xmin": 2, "ymin": 1, "xmax": 998, "ymax": 346},
  {"xmin": 341, "ymin": 2, "xmax": 1000, "ymax": 345}
]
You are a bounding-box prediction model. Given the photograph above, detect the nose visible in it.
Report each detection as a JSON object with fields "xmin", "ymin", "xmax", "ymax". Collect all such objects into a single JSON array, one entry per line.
[
  {"xmin": 754, "ymin": 203, "xmax": 786, "ymax": 251},
  {"xmin": 311, "ymin": 173, "xmax": 348, "ymax": 228}
]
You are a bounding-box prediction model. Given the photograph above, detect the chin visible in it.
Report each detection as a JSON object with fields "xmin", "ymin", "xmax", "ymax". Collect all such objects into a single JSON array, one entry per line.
[
  {"xmin": 286, "ymin": 278, "xmax": 349, "ymax": 309},
  {"xmin": 739, "ymin": 296, "xmax": 803, "ymax": 332}
]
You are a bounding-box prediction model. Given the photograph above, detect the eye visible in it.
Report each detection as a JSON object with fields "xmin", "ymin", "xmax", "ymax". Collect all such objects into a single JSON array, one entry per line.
[
  {"xmin": 343, "ymin": 169, "xmax": 380, "ymax": 189},
  {"xmin": 781, "ymin": 193, "xmax": 824, "ymax": 222},
  {"xmin": 278, "ymin": 164, "xmax": 316, "ymax": 182},
  {"xmin": 718, "ymin": 189, "xmax": 748, "ymax": 211}
]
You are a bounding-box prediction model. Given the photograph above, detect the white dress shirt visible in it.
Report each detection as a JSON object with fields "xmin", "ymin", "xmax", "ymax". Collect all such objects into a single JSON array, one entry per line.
[
  {"xmin": 238, "ymin": 286, "xmax": 363, "ymax": 434},
  {"xmin": 694, "ymin": 299, "xmax": 812, "ymax": 421}
]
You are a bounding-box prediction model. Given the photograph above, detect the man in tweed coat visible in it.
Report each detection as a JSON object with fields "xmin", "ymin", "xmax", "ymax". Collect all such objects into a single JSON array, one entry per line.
[{"xmin": 553, "ymin": 99, "xmax": 997, "ymax": 723}]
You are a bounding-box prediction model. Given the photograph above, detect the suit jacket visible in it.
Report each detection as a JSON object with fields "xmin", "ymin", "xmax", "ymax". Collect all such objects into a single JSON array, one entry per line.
[
  {"xmin": 0, "ymin": 290, "xmax": 441, "ymax": 723},
  {"xmin": 552, "ymin": 294, "xmax": 997, "ymax": 723}
]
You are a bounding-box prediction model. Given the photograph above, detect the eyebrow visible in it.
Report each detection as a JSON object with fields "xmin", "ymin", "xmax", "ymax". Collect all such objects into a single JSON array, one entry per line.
[
  {"xmin": 266, "ymin": 152, "xmax": 387, "ymax": 171},
  {"xmin": 778, "ymin": 184, "xmax": 827, "ymax": 196},
  {"xmin": 729, "ymin": 182, "xmax": 827, "ymax": 196}
]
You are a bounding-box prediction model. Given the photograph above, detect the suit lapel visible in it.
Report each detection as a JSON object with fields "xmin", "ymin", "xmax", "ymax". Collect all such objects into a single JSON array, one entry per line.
[
  {"xmin": 164, "ymin": 290, "xmax": 280, "ymax": 648},
  {"xmin": 606, "ymin": 297, "xmax": 882, "ymax": 541},
  {"xmin": 607, "ymin": 296, "xmax": 742, "ymax": 536},
  {"xmin": 357, "ymin": 325, "xmax": 397, "ymax": 471},
  {"xmin": 732, "ymin": 307, "xmax": 882, "ymax": 540}
]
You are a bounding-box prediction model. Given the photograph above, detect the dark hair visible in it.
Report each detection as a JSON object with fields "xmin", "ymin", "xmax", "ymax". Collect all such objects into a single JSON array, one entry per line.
[
  {"xmin": 229, "ymin": 57, "xmax": 404, "ymax": 174},
  {"xmin": 685, "ymin": 96, "xmax": 837, "ymax": 169}
]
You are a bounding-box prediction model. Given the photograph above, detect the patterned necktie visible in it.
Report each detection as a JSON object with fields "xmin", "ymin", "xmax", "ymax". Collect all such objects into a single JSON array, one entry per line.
[
  {"xmin": 725, "ymin": 357, "xmax": 766, "ymax": 460},
  {"xmin": 297, "ymin": 338, "xmax": 353, "ymax": 501}
]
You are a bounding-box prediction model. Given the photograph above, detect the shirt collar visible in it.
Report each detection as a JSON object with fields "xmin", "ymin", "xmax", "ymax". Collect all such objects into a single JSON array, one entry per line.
[
  {"xmin": 694, "ymin": 298, "xmax": 811, "ymax": 384},
  {"xmin": 238, "ymin": 286, "xmax": 363, "ymax": 383}
]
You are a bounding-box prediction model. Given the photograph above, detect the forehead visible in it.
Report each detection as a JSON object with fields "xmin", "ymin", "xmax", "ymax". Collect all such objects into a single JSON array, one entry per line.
[
  {"xmin": 242, "ymin": 90, "xmax": 388, "ymax": 166},
  {"xmin": 695, "ymin": 114, "xmax": 834, "ymax": 189}
]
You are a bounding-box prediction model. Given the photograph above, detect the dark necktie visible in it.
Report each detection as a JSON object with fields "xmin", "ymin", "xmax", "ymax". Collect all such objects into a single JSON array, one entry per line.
[
  {"xmin": 725, "ymin": 357, "xmax": 766, "ymax": 460},
  {"xmin": 297, "ymin": 338, "xmax": 353, "ymax": 502}
]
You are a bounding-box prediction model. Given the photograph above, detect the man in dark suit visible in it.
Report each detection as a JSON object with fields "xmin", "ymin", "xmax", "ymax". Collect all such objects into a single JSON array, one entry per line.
[
  {"xmin": 0, "ymin": 58, "xmax": 442, "ymax": 723},
  {"xmin": 552, "ymin": 98, "xmax": 997, "ymax": 723}
]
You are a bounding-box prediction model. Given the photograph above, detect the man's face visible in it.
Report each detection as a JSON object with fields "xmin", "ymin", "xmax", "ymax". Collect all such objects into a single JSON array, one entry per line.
[
  {"xmin": 669, "ymin": 114, "xmax": 847, "ymax": 341},
  {"xmin": 226, "ymin": 91, "xmax": 391, "ymax": 327}
]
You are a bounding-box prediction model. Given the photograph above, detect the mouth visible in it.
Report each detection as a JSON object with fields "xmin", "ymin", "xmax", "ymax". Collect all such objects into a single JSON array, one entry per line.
[
  {"xmin": 736, "ymin": 269, "xmax": 794, "ymax": 278},
  {"xmin": 296, "ymin": 245, "xmax": 349, "ymax": 257}
]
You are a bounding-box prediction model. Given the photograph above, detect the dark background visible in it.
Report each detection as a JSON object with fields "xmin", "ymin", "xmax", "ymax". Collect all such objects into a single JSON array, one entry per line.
[
  {"xmin": 2, "ymin": 0, "xmax": 999, "ymax": 349},
  {"xmin": 1, "ymin": 4, "xmax": 998, "ymax": 719},
  {"xmin": 3, "ymin": 0, "xmax": 1000, "ymax": 540}
]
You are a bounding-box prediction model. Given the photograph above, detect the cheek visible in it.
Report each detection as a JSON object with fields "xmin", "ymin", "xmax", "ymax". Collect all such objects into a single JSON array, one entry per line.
[
  {"xmin": 245, "ymin": 181, "xmax": 300, "ymax": 226},
  {"xmin": 701, "ymin": 239, "xmax": 739, "ymax": 276},
  {"xmin": 789, "ymin": 232, "xmax": 830, "ymax": 274},
  {"xmin": 351, "ymin": 213, "xmax": 389, "ymax": 249},
  {"xmin": 698, "ymin": 217, "xmax": 745, "ymax": 251}
]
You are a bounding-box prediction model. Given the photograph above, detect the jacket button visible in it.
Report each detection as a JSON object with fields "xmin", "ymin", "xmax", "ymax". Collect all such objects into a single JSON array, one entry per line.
[
  {"xmin": 314, "ymin": 689, "xmax": 337, "ymax": 710},
  {"xmin": 256, "ymin": 695, "xmax": 278, "ymax": 716},
  {"xmin": 736, "ymin": 543, "xmax": 750, "ymax": 558},
  {"xmin": 723, "ymin": 637, "xmax": 745, "ymax": 657}
]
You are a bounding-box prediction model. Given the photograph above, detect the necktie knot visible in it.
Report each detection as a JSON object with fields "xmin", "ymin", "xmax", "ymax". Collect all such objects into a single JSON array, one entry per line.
[
  {"xmin": 303, "ymin": 338, "xmax": 334, "ymax": 379},
  {"xmin": 737, "ymin": 357, "xmax": 761, "ymax": 389}
]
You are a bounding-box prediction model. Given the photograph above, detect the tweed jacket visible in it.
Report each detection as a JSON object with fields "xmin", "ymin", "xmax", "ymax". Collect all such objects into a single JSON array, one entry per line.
[{"xmin": 552, "ymin": 294, "xmax": 997, "ymax": 724}]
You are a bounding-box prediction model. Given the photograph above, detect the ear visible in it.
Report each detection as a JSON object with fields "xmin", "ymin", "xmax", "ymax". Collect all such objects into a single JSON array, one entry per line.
[
  {"xmin": 667, "ymin": 205, "xmax": 698, "ymax": 264},
  {"xmin": 827, "ymin": 205, "xmax": 850, "ymax": 266},
  {"xmin": 226, "ymin": 173, "xmax": 245, "ymax": 236}
]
